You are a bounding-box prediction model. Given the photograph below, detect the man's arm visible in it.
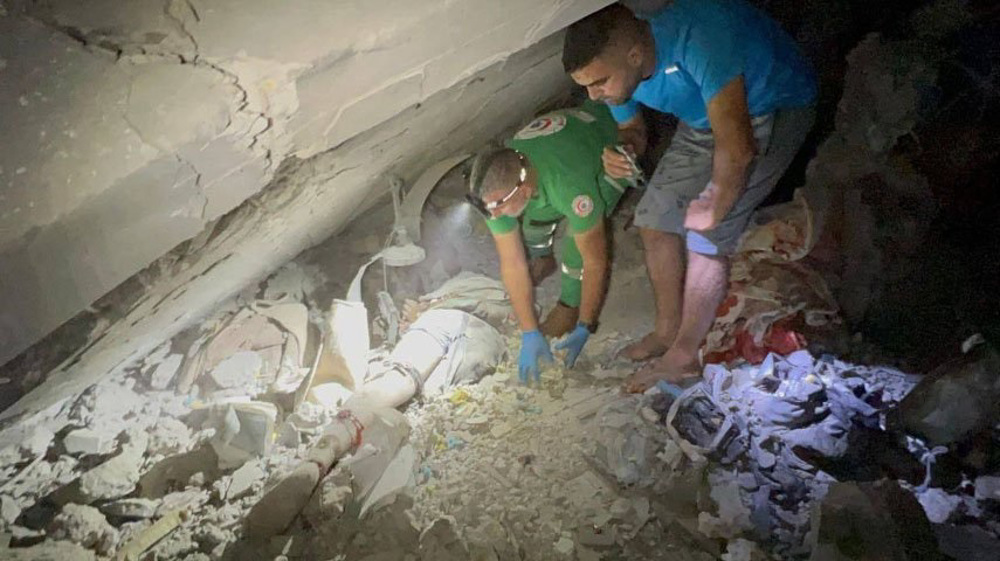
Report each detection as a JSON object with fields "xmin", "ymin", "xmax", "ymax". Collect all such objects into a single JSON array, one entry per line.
[
  {"xmin": 493, "ymin": 230, "xmax": 538, "ymax": 331},
  {"xmin": 603, "ymin": 114, "xmax": 648, "ymax": 179},
  {"xmin": 619, "ymin": 114, "xmax": 648, "ymax": 157},
  {"xmin": 574, "ymin": 219, "xmax": 609, "ymax": 326},
  {"xmin": 685, "ymin": 75, "xmax": 757, "ymax": 231}
]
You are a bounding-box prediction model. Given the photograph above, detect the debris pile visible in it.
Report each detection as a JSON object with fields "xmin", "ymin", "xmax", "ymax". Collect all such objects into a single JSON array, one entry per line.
[
  {"xmin": 0, "ymin": 284, "xmax": 319, "ymax": 559},
  {"xmin": 0, "ymin": 265, "xmax": 519, "ymax": 560},
  {"xmin": 706, "ymin": 189, "xmax": 840, "ymax": 364},
  {"xmin": 2, "ymin": 4, "xmax": 996, "ymax": 559},
  {"xmin": 585, "ymin": 339, "xmax": 1000, "ymax": 560}
]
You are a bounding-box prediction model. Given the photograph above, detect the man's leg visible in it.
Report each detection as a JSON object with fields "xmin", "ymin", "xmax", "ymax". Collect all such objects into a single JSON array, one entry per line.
[
  {"xmin": 625, "ymin": 106, "xmax": 817, "ymax": 392},
  {"xmin": 620, "ymin": 228, "xmax": 685, "ymax": 360},
  {"xmin": 540, "ymin": 234, "xmax": 583, "ymax": 338},
  {"xmin": 621, "ymin": 121, "xmax": 715, "ymax": 361},
  {"xmin": 521, "ymin": 217, "xmax": 560, "ymax": 285},
  {"xmin": 625, "ymin": 251, "xmax": 728, "ymax": 391}
]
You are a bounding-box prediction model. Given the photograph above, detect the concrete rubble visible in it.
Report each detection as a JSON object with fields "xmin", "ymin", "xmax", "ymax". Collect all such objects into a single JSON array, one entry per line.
[
  {"xmin": 1, "ymin": 172, "xmax": 998, "ymax": 561},
  {"xmin": 48, "ymin": 503, "xmax": 119, "ymax": 557},
  {"xmin": 1, "ymin": 3, "xmax": 998, "ymax": 559}
]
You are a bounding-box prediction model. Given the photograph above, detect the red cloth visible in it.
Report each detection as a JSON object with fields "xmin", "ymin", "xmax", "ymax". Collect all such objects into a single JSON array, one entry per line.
[{"xmin": 705, "ymin": 318, "xmax": 807, "ymax": 365}]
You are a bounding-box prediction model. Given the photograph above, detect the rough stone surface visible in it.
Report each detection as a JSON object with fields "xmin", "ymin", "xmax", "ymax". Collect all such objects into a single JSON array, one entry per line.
[
  {"xmin": 1, "ymin": 494, "xmax": 21, "ymax": 525},
  {"xmin": 147, "ymin": 417, "xmax": 192, "ymax": 457},
  {"xmin": 0, "ymin": 0, "xmax": 610, "ymax": 372},
  {"xmin": 63, "ymin": 428, "xmax": 112, "ymax": 456},
  {"xmin": 78, "ymin": 428, "xmax": 149, "ymax": 502},
  {"xmin": 100, "ymin": 497, "xmax": 160, "ymax": 520},
  {"xmin": 809, "ymin": 480, "xmax": 943, "ymax": 561},
  {"xmin": 208, "ymin": 351, "xmax": 262, "ymax": 389},
  {"xmin": 0, "ymin": 539, "xmax": 96, "ymax": 561},
  {"xmin": 891, "ymin": 346, "xmax": 1000, "ymax": 447},
  {"xmin": 48, "ymin": 503, "xmax": 119, "ymax": 556},
  {"xmin": 22, "ymin": 425, "xmax": 55, "ymax": 456},
  {"xmin": 975, "ymin": 476, "xmax": 1000, "ymax": 502},
  {"xmin": 149, "ymin": 354, "xmax": 184, "ymax": 391},
  {"xmin": 226, "ymin": 461, "xmax": 266, "ymax": 500},
  {"xmin": 1, "ymin": 15, "xmax": 588, "ymax": 426}
]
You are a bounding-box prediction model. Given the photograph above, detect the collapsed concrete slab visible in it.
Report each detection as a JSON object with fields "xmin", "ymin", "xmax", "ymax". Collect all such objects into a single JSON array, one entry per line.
[
  {"xmin": 0, "ymin": 0, "xmax": 613, "ymax": 372},
  {"xmin": 0, "ymin": 11, "xmax": 603, "ymax": 424}
]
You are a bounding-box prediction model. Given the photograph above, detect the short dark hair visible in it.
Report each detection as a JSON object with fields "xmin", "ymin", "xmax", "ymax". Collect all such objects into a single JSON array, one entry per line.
[
  {"xmin": 480, "ymin": 149, "xmax": 524, "ymax": 199},
  {"xmin": 562, "ymin": 4, "xmax": 638, "ymax": 73}
]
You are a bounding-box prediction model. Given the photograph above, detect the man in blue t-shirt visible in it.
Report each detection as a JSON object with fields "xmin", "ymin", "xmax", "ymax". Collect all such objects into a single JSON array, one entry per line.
[{"xmin": 563, "ymin": 1, "xmax": 816, "ymax": 391}]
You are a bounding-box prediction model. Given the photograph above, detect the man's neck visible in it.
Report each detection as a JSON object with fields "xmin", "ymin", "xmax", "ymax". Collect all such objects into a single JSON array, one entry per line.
[{"xmin": 639, "ymin": 22, "xmax": 657, "ymax": 80}]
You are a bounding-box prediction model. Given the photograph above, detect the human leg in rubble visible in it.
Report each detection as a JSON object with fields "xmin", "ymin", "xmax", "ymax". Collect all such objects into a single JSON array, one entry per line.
[{"xmin": 469, "ymin": 102, "xmax": 624, "ymax": 379}]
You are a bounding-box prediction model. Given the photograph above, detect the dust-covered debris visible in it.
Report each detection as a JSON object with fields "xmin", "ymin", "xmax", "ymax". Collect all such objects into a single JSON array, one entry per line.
[
  {"xmin": 1, "ymin": 7, "xmax": 995, "ymax": 557},
  {"xmin": 63, "ymin": 428, "xmax": 114, "ymax": 456},
  {"xmin": 49, "ymin": 503, "xmax": 119, "ymax": 556},
  {"xmin": 79, "ymin": 428, "xmax": 149, "ymax": 502},
  {"xmin": 0, "ymin": 538, "xmax": 97, "ymax": 560}
]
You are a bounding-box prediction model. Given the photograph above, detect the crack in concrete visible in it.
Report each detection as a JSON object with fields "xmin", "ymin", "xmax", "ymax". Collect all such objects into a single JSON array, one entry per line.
[
  {"xmin": 18, "ymin": 10, "xmax": 124, "ymax": 61},
  {"xmin": 21, "ymin": 1, "xmax": 275, "ymax": 192},
  {"xmin": 161, "ymin": 0, "xmax": 274, "ymax": 172},
  {"xmin": 120, "ymin": 63, "xmax": 208, "ymax": 221}
]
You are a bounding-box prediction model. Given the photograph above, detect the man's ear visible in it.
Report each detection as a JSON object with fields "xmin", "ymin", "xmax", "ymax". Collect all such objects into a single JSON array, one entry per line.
[{"xmin": 626, "ymin": 43, "xmax": 643, "ymax": 69}]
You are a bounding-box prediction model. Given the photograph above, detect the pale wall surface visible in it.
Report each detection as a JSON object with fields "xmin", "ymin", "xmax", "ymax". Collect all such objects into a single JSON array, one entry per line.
[{"xmin": 0, "ymin": 0, "xmax": 611, "ymax": 368}]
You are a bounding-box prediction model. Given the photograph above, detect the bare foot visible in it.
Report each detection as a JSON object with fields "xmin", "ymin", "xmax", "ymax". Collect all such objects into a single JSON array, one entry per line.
[
  {"xmin": 623, "ymin": 349, "xmax": 701, "ymax": 393},
  {"xmin": 618, "ymin": 332, "xmax": 670, "ymax": 361}
]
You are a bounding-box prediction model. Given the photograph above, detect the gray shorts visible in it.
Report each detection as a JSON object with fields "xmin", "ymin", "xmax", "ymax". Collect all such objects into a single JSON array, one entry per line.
[{"xmin": 634, "ymin": 105, "xmax": 815, "ymax": 255}]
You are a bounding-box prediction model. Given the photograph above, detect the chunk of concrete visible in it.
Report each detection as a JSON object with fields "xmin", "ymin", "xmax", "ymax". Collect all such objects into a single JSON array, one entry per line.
[
  {"xmin": 100, "ymin": 498, "xmax": 160, "ymax": 520},
  {"xmin": 22, "ymin": 425, "xmax": 55, "ymax": 457},
  {"xmin": 90, "ymin": 381, "xmax": 145, "ymax": 423},
  {"xmin": 207, "ymin": 401, "xmax": 277, "ymax": 469},
  {"xmin": 808, "ymin": 480, "xmax": 943, "ymax": 561},
  {"xmin": 64, "ymin": 428, "xmax": 114, "ymax": 456},
  {"xmin": 890, "ymin": 345, "xmax": 1000, "ymax": 447},
  {"xmin": 1, "ymin": 494, "xmax": 21, "ymax": 525},
  {"xmin": 933, "ymin": 524, "xmax": 1000, "ymax": 561},
  {"xmin": 974, "ymin": 476, "xmax": 1000, "ymax": 502},
  {"xmin": 208, "ymin": 351, "xmax": 263, "ymax": 389},
  {"xmin": 226, "ymin": 461, "xmax": 266, "ymax": 500},
  {"xmin": 303, "ymin": 467, "xmax": 353, "ymax": 526},
  {"xmin": 79, "ymin": 429, "xmax": 149, "ymax": 502},
  {"xmin": 49, "ymin": 503, "xmax": 119, "ymax": 556},
  {"xmin": 147, "ymin": 417, "xmax": 192, "ymax": 456},
  {"xmin": 0, "ymin": 539, "xmax": 96, "ymax": 561},
  {"xmin": 149, "ymin": 353, "xmax": 184, "ymax": 391}
]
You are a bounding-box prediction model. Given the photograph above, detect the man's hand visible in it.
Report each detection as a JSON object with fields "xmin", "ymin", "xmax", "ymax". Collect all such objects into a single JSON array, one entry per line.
[
  {"xmin": 518, "ymin": 330, "xmax": 553, "ymax": 384},
  {"xmin": 602, "ymin": 146, "xmax": 635, "ymax": 179},
  {"xmin": 683, "ymin": 181, "xmax": 740, "ymax": 231},
  {"xmin": 554, "ymin": 324, "xmax": 590, "ymax": 368}
]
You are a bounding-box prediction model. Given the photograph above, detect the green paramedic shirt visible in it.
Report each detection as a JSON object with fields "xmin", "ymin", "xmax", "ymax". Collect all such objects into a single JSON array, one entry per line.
[{"xmin": 486, "ymin": 102, "xmax": 621, "ymax": 236}]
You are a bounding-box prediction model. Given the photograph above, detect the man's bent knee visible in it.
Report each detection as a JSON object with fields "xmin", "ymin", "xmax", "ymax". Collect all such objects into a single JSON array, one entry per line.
[{"xmin": 639, "ymin": 227, "xmax": 682, "ymax": 250}]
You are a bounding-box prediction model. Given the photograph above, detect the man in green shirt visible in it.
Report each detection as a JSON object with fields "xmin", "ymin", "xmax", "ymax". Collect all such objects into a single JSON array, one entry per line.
[{"xmin": 467, "ymin": 102, "xmax": 635, "ymax": 382}]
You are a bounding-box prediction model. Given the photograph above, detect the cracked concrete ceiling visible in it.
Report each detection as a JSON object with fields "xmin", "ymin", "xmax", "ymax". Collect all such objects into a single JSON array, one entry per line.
[{"xmin": 0, "ymin": 0, "xmax": 614, "ymax": 368}]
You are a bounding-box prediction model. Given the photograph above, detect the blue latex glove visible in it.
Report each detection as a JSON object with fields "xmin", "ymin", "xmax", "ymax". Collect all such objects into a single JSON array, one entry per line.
[
  {"xmin": 554, "ymin": 323, "xmax": 590, "ymax": 368},
  {"xmin": 518, "ymin": 330, "xmax": 553, "ymax": 384}
]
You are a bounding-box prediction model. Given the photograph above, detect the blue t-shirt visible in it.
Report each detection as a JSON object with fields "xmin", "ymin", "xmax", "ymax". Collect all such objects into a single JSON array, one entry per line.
[{"xmin": 610, "ymin": 0, "xmax": 816, "ymax": 129}]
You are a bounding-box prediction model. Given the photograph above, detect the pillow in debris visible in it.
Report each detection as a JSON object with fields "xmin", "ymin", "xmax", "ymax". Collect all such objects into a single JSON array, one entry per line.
[
  {"xmin": 419, "ymin": 272, "xmax": 511, "ymax": 326},
  {"xmin": 411, "ymin": 309, "xmax": 507, "ymax": 397}
]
